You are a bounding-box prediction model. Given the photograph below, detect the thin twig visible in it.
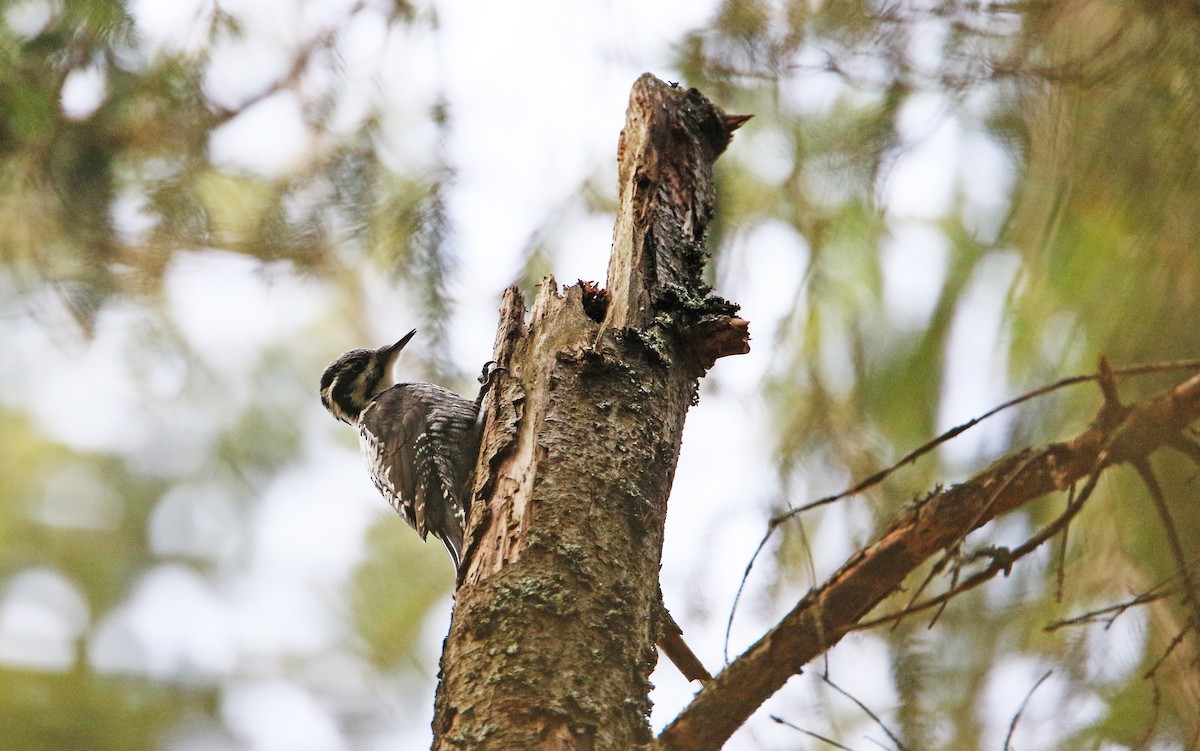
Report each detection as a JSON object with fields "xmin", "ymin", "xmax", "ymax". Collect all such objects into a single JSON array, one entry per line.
[
  {"xmin": 927, "ymin": 564, "xmax": 960, "ymax": 630},
  {"xmin": 769, "ymin": 715, "xmax": 858, "ymax": 751},
  {"xmin": 1043, "ymin": 588, "xmax": 1178, "ymax": 633},
  {"xmin": 1131, "ymin": 460, "xmax": 1200, "ymax": 632},
  {"xmin": 1054, "ymin": 483, "xmax": 1075, "ymax": 603},
  {"xmin": 1003, "ymin": 670, "xmax": 1053, "ymax": 751},
  {"xmin": 722, "ymin": 500, "xmax": 819, "ymax": 665},
  {"xmin": 1111, "ymin": 359, "xmax": 1200, "ymax": 378},
  {"xmin": 724, "ymin": 520, "xmax": 776, "ymax": 665},
  {"xmin": 1142, "ymin": 626, "xmax": 1189, "ymax": 681},
  {"xmin": 821, "ymin": 674, "xmax": 908, "ymax": 751},
  {"xmin": 891, "ymin": 543, "xmax": 953, "ymax": 632},
  {"xmin": 1045, "ymin": 551, "xmax": 1200, "ymax": 632},
  {"xmin": 1132, "ymin": 677, "xmax": 1161, "ymax": 751}
]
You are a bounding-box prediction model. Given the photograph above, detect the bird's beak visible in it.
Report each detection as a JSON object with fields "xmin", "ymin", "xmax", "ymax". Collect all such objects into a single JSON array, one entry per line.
[{"xmin": 381, "ymin": 328, "xmax": 417, "ymax": 370}]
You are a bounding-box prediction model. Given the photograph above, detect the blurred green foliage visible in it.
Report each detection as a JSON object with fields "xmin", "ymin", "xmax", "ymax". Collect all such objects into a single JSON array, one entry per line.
[
  {"xmin": 685, "ymin": 0, "xmax": 1200, "ymax": 745},
  {"xmin": 1, "ymin": 0, "xmax": 1198, "ymax": 748}
]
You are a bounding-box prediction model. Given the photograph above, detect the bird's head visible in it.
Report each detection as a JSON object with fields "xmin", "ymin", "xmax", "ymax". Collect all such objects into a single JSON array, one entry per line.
[{"xmin": 320, "ymin": 329, "xmax": 416, "ymax": 424}]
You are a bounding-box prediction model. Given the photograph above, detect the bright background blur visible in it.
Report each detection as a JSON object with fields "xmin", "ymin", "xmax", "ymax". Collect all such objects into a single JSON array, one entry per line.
[{"xmin": 3, "ymin": 0, "xmax": 1200, "ymax": 749}]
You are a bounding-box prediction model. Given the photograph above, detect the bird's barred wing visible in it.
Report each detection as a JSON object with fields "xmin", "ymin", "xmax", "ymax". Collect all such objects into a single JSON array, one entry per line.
[
  {"xmin": 357, "ymin": 383, "xmax": 480, "ymax": 568},
  {"xmin": 358, "ymin": 392, "xmax": 431, "ymax": 538}
]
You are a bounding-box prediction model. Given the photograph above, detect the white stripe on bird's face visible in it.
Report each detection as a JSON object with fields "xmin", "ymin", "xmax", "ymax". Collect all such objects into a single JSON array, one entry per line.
[{"xmin": 320, "ymin": 330, "xmax": 415, "ymax": 424}]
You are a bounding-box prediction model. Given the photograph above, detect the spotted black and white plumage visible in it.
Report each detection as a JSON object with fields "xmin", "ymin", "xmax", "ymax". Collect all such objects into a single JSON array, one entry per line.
[{"xmin": 320, "ymin": 330, "xmax": 481, "ymax": 569}]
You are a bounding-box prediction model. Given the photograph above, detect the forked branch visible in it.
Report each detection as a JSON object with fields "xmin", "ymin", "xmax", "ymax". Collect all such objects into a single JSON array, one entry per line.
[{"xmin": 653, "ymin": 368, "xmax": 1200, "ymax": 751}]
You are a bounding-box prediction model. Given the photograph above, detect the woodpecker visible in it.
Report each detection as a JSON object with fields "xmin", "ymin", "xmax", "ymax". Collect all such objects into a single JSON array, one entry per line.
[{"xmin": 320, "ymin": 329, "xmax": 481, "ymax": 570}]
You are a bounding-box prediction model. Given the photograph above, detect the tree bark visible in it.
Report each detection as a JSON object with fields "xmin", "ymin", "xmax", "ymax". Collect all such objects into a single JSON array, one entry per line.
[{"xmin": 430, "ymin": 74, "xmax": 748, "ymax": 749}]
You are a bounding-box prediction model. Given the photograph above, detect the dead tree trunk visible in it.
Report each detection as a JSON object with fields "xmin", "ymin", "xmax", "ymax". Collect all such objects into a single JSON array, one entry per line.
[{"xmin": 430, "ymin": 75, "xmax": 749, "ymax": 749}]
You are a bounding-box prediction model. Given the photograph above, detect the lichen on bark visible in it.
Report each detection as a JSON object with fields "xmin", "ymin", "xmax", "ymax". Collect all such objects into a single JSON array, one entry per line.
[{"xmin": 431, "ymin": 74, "xmax": 749, "ymax": 750}]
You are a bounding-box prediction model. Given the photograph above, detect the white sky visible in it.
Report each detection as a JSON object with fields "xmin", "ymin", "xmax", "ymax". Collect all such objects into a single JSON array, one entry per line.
[{"xmin": 0, "ymin": 1, "xmax": 1140, "ymax": 750}]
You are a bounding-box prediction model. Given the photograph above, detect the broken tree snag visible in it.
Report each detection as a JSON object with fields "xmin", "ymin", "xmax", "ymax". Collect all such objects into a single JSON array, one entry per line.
[
  {"xmin": 605, "ymin": 73, "xmax": 751, "ymax": 374},
  {"xmin": 432, "ymin": 76, "xmax": 747, "ymax": 749}
]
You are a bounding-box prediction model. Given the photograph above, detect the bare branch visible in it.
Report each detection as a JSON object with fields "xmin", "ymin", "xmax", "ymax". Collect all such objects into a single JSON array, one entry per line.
[
  {"xmin": 652, "ymin": 369, "xmax": 1200, "ymax": 751},
  {"xmin": 854, "ymin": 467, "xmax": 1101, "ymax": 633},
  {"xmin": 721, "ymin": 359, "xmax": 1200, "ymax": 663}
]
